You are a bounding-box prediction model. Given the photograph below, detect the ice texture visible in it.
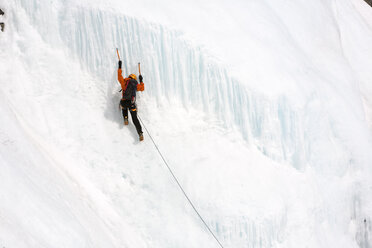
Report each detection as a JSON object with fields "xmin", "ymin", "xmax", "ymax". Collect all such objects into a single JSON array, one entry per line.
[{"xmin": 0, "ymin": 0, "xmax": 372, "ymax": 247}]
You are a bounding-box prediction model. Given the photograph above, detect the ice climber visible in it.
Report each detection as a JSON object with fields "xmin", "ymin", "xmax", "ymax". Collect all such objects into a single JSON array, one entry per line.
[{"xmin": 117, "ymin": 60, "xmax": 144, "ymax": 141}]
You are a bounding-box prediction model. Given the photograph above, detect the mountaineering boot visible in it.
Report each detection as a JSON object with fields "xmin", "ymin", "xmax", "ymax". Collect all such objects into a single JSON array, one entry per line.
[
  {"xmin": 139, "ymin": 133, "xmax": 144, "ymax": 141},
  {"xmin": 124, "ymin": 117, "xmax": 129, "ymax": 125}
]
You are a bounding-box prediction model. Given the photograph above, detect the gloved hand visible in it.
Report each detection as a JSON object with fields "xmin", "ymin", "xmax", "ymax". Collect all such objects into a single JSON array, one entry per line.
[
  {"xmin": 139, "ymin": 75, "xmax": 143, "ymax": 83},
  {"xmin": 118, "ymin": 60, "xmax": 122, "ymax": 69},
  {"xmin": 131, "ymin": 96, "xmax": 136, "ymax": 104}
]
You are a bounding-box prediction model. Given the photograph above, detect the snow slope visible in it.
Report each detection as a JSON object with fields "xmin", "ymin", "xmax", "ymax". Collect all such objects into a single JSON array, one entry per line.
[{"xmin": 0, "ymin": 0, "xmax": 372, "ymax": 247}]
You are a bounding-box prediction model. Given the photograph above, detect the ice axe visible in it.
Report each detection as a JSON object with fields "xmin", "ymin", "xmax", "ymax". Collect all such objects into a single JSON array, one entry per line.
[
  {"xmin": 116, "ymin": 48, "xmax": 121, "ymax": 60},
  {"xmin": 137, "ymin": 62, "xmax": 145, "ymax": 91},
  {"xmin": 116, "ymin": 48, "xmax": 123, "ymax": 93}
]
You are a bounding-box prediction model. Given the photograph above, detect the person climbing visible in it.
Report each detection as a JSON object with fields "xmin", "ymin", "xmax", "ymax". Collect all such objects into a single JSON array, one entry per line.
[{"xmin": 117, "ymin": 60, "xmax": 144, "ymax": 141}]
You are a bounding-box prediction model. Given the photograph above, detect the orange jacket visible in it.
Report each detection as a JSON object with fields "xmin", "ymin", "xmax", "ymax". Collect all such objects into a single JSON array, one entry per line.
[
  {"xmin": 118, "ymin": 68, "xmax": 145, "ymax": 92},
  {"xmin": 117, "ymin": 69, "xmax": 127, "ymax": 91}
]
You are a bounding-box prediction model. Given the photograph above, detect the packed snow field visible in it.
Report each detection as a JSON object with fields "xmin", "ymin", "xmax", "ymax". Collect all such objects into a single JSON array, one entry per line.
[{"xmin": 0, "ymin": 0, "xmax": 372, "ymax": 247}]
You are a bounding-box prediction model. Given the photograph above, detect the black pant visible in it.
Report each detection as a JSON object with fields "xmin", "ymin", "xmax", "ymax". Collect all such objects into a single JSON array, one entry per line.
[{"xmin": 120, "ymin": 99, "xmax": 143, "ymax": 135}]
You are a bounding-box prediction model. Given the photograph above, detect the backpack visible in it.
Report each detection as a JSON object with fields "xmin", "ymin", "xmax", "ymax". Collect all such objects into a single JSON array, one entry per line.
[{"xmin": 122, "ymin": 78, "xmax": 137, "ymax": 100}]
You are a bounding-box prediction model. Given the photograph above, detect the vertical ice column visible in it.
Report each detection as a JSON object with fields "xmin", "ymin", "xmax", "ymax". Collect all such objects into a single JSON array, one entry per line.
[{"xmin": 18, "ymin": 4, "xmax": 309, "ymax": 169}]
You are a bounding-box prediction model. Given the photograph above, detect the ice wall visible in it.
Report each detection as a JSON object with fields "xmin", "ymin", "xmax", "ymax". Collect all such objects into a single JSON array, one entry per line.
[
  {"xmin": 13, "ymin": 0, "xmax": 372, "ymax": 174},
  {"xmin": 2, "ymin": 0, "xmax": 372, "ymax": 247},
  {"xmin": 12, "ymin": 0, "xmax": 316, "ymax": 170}
]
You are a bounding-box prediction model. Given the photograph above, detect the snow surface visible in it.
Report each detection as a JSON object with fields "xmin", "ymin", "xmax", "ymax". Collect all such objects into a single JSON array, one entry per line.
[{"xmin": 0, "ymin": 0, "xmax": 372, "ymax": 247}]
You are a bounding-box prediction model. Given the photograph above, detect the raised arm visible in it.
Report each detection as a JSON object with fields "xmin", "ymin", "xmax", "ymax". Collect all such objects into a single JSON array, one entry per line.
[{"xmin": 117, "ymin": 60, "xmax": 124, "ymax": 84}]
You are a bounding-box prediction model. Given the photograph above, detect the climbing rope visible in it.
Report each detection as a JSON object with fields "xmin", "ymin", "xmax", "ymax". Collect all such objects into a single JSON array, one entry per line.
[{"xmin": 138, "ymin": 115, "xmax": 225, "ymax": 248}]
